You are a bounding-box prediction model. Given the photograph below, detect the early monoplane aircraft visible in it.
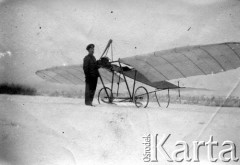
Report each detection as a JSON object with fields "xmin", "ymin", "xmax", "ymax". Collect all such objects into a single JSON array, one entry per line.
[{"xmin": 36, "ymin": 40, "xmax": 240, "ymax": 108}]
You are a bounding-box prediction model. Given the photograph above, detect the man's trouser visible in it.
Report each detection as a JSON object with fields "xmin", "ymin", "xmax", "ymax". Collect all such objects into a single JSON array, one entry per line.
[{"xmin": 85, "ymin": 77, "xmax": 98, "ymax": 105}]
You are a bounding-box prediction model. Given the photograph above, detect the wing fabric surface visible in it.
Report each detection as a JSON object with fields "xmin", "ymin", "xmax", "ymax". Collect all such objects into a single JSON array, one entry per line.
[
  {"xmin": 119, "ymin": 42, "xmax": 240, "ymax": 83},
  {"xmin": 123, "ymin": 70, "xmax": 178, "ymax": 89},
  {"xmin": 36, "ymin": 65, "xmax": 123, "ymax": 85},
  {"xmin": 111, "ymin": 64, "xmax": 178, "ymax": 89}
]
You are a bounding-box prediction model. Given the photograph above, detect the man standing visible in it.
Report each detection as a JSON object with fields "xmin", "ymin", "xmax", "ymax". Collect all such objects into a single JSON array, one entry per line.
[{"xmin": 83, "ymin": 44, "xmax": 99, "ymax": 106}]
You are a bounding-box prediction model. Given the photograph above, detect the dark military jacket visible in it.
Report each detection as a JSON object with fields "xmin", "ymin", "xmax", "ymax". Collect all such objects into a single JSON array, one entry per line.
[{"xmin": 83, "ymin": 54, "xmax": 99, "ymax": 79}]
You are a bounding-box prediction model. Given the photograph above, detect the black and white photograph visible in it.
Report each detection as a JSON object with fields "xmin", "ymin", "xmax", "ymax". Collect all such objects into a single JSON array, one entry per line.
[{"xmin": 0, "ymin": 0, "xmax": 240, "ymax": 164}]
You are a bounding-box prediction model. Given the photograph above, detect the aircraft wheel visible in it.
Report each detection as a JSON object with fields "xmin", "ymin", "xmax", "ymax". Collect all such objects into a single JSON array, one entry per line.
[
  {"xmin": 134, "ymin": 86, "xmax": 149, "ymax": 108},
  {"xmin": 98, "ymin": 87, "xmax": 113, "ymax": 104},
  {"xmin": 155, "ymin": 89, "xmax": 170, "ymax": 108}
]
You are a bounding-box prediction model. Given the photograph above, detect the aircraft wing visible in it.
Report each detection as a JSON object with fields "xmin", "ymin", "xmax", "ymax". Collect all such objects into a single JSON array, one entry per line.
[
  {"xmin": 119, "ymin": 42, "xmax": 240, "ymax": 83},
  {"xmin": 111, "ymin": 64, "xmax": 179, "ymax": 89},
  {"xmin": 36, "ymin": 64, "xmax": 123, "ymax": 85}
]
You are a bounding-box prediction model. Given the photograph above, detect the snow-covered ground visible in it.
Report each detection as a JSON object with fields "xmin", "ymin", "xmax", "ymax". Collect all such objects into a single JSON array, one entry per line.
[{"xmin": 0, "ymin": 95, "xmax": 240, "ymax": 165}]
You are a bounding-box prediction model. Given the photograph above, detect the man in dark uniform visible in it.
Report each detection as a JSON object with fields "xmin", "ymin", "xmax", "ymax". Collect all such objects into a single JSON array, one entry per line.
[{"xmin": 83, "ymin": 44, "xmax": 99, "ymax": 106}]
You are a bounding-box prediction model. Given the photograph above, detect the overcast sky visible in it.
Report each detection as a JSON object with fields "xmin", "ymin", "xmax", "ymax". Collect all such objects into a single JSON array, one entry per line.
[{"xmin": 0, "ymin": 0, "xmax": 240, "ymax": 93}]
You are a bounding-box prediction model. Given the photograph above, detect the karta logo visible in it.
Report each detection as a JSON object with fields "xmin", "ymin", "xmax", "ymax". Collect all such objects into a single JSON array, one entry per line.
[{"xmin": 142, "ymin": 134, "xmax": 239, "ymax": 162}]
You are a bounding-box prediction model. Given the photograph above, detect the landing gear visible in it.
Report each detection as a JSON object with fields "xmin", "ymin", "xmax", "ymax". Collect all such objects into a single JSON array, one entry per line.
[
  {"xmin": 98, "ymin": 87, "xmax": 113, "ymax": 104},
  {"xmin": 155, "ymin": 89, "xmax": 170, "ymax": 108},
  {"xmin": 134, "ymin": 86, "xmax": 149, "ymax": 108}
]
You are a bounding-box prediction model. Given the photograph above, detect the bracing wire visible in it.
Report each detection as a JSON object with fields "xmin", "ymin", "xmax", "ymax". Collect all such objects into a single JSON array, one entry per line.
[
  {"xmin": 111, "ymin": 42, "xmax": 113, "ymax": 62},
  {"xmin": 105, "ymin": 46, "xmax": 110, "ymax": 58}
]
